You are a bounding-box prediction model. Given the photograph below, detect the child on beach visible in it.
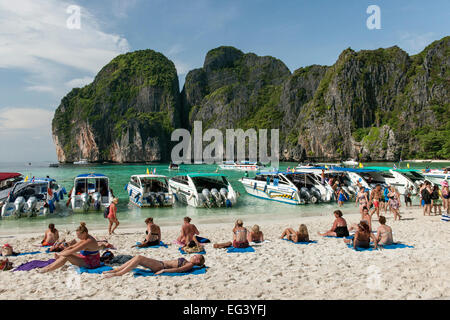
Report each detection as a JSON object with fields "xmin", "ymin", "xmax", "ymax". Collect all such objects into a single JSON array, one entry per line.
[
  {"xmin": 42, "ymin": 223, "xmax": 59, "ymax": 246},
  {"xmin": 214, "ymin": 219, "xmax": 249, "ymax": 249},
  {"xmin": 337, "ymin": 188, "xmax": 348, "ymax": 207},
  {"xmin": 318, "ymin": 210, "xmax": 349, "ymax": 238},
  {"xmin": 281, "ymin": 224, "xmax": 309, "ymax": 242}
]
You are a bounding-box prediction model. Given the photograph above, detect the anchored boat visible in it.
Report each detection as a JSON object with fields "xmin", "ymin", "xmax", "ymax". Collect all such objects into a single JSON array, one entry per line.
[
  {"xmin": 126, "ymin": 174, "xmax": 174, "ymax": 208},
  {"xmin": 0, "ymin": 173, "xmax": 23, "ymax": 203},
  {"xmin": 422, "ymin": 168, "xmax": 450, "ymax": 185},
  {"xmin": 69, "ymin": 174, "xmax": 113, "ymax": 212},
  {"xmin": 169, "ymin": 173, "xmax": 238, "ymax": 208},
  {"xmin": 219, "ymin": 161, "xmax": 262, "ymax": 171},
  {"xmin": 1, "ymin": 177, "xmax": 66, "ymax": 218}
]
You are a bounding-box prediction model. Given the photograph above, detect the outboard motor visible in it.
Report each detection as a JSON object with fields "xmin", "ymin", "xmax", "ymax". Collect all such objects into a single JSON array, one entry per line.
[
  {"xmin": 80, "ymin": 193, "xmax": 90, "ymax": 212},
  {"xmin": 14, "ymin": 196, "xmax": 26, "ymax": 213},
  {"xmin": 156, "ymin": 192, "xmax": 165, "ymax": 206},
  {"xmin": 300, "ymin": 187, "xmax": 311, "ymax": 202},
  {"xmin": 341, "ymin": 186, "xmax": 353, "ymax": 199},
  {"xmin": 201, "ymin": 189, "xmax": 213, "ymax": 208},
  {"xmin": 24, "ymin": 196, "xmax": 38, "ymax": 214},
  {"xmin": 92, "ymin": 192, "xmax": 102, "ymax": 211},
  {"xmin": 147, "ymin": 192, "xmax": 157, "ymax": 206},
  {"xmin": 347, "ymin": 185, "xmax": 357, "ymax": 196},
  {"xmin": 310, "ymin": 187, "xmax": 321, "ymax": 203},
  {"xmin": 210, "ymin": 188, "xmax": 223, "ymax": 207}
]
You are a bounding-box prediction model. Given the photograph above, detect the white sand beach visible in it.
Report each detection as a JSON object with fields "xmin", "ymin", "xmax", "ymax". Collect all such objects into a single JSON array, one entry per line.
[{"xmin": 0, "ymin": 206, "xmax": 449, "ymax": 300}]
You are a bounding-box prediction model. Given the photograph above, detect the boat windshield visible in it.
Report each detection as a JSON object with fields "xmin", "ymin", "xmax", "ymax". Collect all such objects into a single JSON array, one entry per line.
[
  {"xmin": 402, "ymin": 171, "xmax": 424, "ymax": 181},
  {"xmin": 191, "ymin": 176, "xmax": 228, "ymax": 192},
  {"xmin": 11, "ymin": 182, "xmax": 48, "ymax": 201},
  {"xmin": 140, "ymin": 178, "xmax": 168, "ymax": 193},
  {"xmin": 75, "ymin": 178, "xmax": 109, "ymax": 196}
]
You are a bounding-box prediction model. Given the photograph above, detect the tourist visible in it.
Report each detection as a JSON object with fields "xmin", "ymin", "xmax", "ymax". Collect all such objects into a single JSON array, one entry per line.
[
  {"xmin": 383, "ymin": 185, "xmax": 390, "ymax": 215},
  {"xmin": 349, "ymin": 206, "xmax": 372, "ymax": 232},
  {"xmin": 318, "ymin": 210, "xmax": 349, "ymax": 237},
  {"xmin": 442, "ymin": 181, "xmax": 449, "ymax": 214},
  {"xmin": 176, "ymin": 216, "xmax": 200, "ymax": 247},
  {"xmin": 421, "ymin": 182, "xmax": 432, "ymax": 216},
  {"xmin": 39, "ymin": 223, "xmax": 101, "ymax": 273},
  {"xmin": 404, "ymin": 186, "xmax": 413, "ymax": 207},
  {"xmin": 337, "ymin": 188, "xmax": 348, "ymax": 207},
  {"xmin": 214, "ymin": 219, "xmax": 249, "ymax": 248},
  {"xmin": 355, "ymin": 186, "xmax": 369, "ymax": 218},
  {"xmin": 133, "ymin": 217, "xmax": 161, "ymax": 248},
  {"xmin": 431, "ymin": 185, "xmax": 443, "ymax": 215},
  {"xmin": 41, "ymin": 223, "xmax": 59, "ymax": 246},
  {"xmin": 375, "ymin": 216, "xmax": 393, "ymax": 245},
  {"xmin": 107, "ymin": 198, "xmax": 120, "ymax": 235},
  {"xmin": 281, "ymin": 224, "xmax": 309, "ymax": 242},
  {"xmin": 388, "ymin": 186, "xmax": 402, "ymax": 220},
  {"xmin": 103, "ymin": 254, "xmax": 205, "ymax": 278},
  {"xmin": 369, "ymin": 184, "xmax": 383, "ymax": 220},
  {"xmin": 248, "ymin": 225, "xmax": 264, "ymax": 243},
  {"xmin": 344, "ymin": 221, "xmax": 378, "ymax": 249}
]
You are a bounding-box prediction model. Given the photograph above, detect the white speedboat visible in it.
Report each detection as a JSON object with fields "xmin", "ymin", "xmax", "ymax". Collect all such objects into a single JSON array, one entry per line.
[
  {"xmin": 421, "ymin": 168, "xmax": 450, "ymax": 185},
  {"xmin": 342, "ymin": 159, "xmax": 359, "ymax": 167},
  {"xmin": 126, "ymin": 174, "xmax": 174, "ymax": 208},
  {"xmin": 74, "ymin": 159, "xmax": 89, "ymax": 165},
  {"xmin": 240, "ymin": 171, "xmax": 333, "ymax": 205},
  {"xmin": 219, "ymin": 161, "xmax": 262, "ymax": 171},
  {"xmin": 1, "ymin": 177, "xmax": 66, "ymax": 218},
  {"xmin": 168, "ymin": 163, "xmax": 180, "ymax": 171},
  {"xmin": 69, "ymin": 174, "xmax": 112, "ymax": 212},
  {"xmin": 169, "ymin": 173, "xmax": 238, "ymax": 208}
]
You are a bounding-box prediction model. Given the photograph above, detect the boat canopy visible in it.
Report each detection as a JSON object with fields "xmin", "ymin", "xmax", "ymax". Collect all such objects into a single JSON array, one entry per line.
[
  {"xmin": 0, "ymin": 173, "xmax": 21, "ymax": 182},
  {"xmin": 76, "ymin": 173, "xmax": 107, "ymax": 178},
  {"xmin": 257, "ymin": 171, "xmax": 308, "ymax": 176},
  {"xmin": 186, "ymin": 173, "xmax": 226, "ymax": 178}
]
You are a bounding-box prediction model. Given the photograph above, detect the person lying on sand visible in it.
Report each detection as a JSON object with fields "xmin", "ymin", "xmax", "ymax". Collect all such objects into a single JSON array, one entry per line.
[
  {"xmin": 214, "ymin": 219, "xmax": 249, "ymax": 249},
  {"xmin": 48, "ymin": 239, "xmax": 77, "ymax": 252},
  {"xmin": 42, "ymin": 223, "xmax": 59, "ymax": 246},
  {"xmin": 39, "ymin": 222, "xmax": 102, "ymax": 273},
  {"xmin": 344, "ymin": 221, "xmax": 378, "ymax": 249},
  {"xmin": 248, "ymin": 225, "xmax": 264, "ymax": 243},
  {"xmin": 318, "ymin": 210, "xmax": 349, "ymax": 237},
  {"xmin": 176, "ymin": 216, "xmax": 200, "ymax": 247},
  {"xmin": 132, "ymin": 217, "xmax": 161, "ymax": 248},
  {"xmin": 375, "ymin": 216, "xmax": 393, "ymax": 246},
  {"xmin": 348, "ymin": 206, "xmax": 372, "ymax": 232},
  {"xmin": 102, "ymin": 254, "xmax": 205, "ymax": 278},
  {"xmin": 281, "ymin": 224, "xmax": 309, "ymax": 242}
]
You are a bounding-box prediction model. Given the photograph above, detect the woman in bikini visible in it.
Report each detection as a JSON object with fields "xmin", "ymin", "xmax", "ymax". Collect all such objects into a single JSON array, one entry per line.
[
  {"xmin": 103, "ymin": 254, "xmax": 205, "ymax": 278},
  {"xmin": 348, "ymin": 206, "xmax": 372, "ymax": 232},
  {"xmin": 41, "ymin": 223, "xmax": 59, "ymax": 246},
  {"xmin": 132, "ymin": 217, "xmax": 161, "ymax": 248},
  {"xmin": 344, "ymin": 221, "xmax": 378, "ymax": 249},
  {"xmin": 388, "ymin": 186, "xmax": 402, "ymax": 220},
  {"xmin": 375, "ymin": 216, "xmax": 393, "ymax": 246},
  {"xmin": 281, "ymin": 224, "xmax": 309, "ymax": 242},
  {"xmin": 214, "ymin": 219, "xmax": 249, "ymax": 248},
  {"xmin": 39, "ymin": 222, "xmax": 101, "ymax": 273},
  {"xmin": 355, "ymin": 187, "xmax": 369, "ymax": 219},
  {"xmin": 248, "ymin": 225, "xmax": 264, "ymax": 243},
  {"xmin": 442, "ymin": 181, "xmax": 449, "ymax": 215},
  {"xmin": 318, "ymin": 210, "xmax": 349, "ymax": 237}
]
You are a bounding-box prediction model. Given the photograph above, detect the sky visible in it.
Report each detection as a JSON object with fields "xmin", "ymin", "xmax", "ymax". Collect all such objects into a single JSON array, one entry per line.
[{"xmin": 0, "ymin": 0, "xmax": 448, "ymax": 162}]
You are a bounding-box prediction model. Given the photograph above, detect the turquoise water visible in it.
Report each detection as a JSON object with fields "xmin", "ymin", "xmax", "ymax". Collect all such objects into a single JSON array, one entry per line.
[{"xmin": 0, "ymin": 161, "xmax": 448, "ymax": 234}]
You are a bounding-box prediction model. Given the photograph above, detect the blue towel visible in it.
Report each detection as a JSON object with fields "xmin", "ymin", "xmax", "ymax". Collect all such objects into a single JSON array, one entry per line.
[
  {"xmin": 196, "ymin": 236, "xmax": 210, "ymax": 243},
  {"xmin": 178, "ymin": 247, "xmax": 206, "ymax": 255},
  {"xmin": 227, "ymin": 246, "xmax": 255, "ymax": 253},
  {"xmin": 282, "ymin": 239, "xmax": 317, "ymax": 245},
  {"xmin": 133, "ymin": 266, "xmax": 208, "ymax": 278},
  {"xmin": 3, "ymin": 251, "xmax": 42, "ymax": 257},
  {"xmin": 76, "ymin": 263, "xmax": 113, "ymax": 274},
  {"xmin": 136, "ymin": 241, "xmax": 168, "ymax": 249},
  {"xmin": 347, "ymin": 243, "xmax": 414, "ymax": 252}
]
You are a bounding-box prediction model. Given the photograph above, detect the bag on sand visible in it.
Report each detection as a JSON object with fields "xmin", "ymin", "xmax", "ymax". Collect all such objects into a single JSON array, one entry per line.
[
  {"xmin": 0, "ymin": 259, "xmax": 13, "ymax": 271},
  {"xmin": 103, "ymin": 206, "xmax": 110, "ymax": 219}
]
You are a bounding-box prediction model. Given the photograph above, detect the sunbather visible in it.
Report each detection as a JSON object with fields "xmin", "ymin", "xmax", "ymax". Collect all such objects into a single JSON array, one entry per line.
[
  {"xmin": 318, "ymin": 210, "xmax": 349, "ymax": 237},
  {"xmin": 176, "ymin": 216, "xmax": 200, "ymax": 247},
  {"xmin": 248, "ymin": 225, "xmax": 264, "ymax": 243},
  {"xmin": 103, "ymin": 254, "xmax": 205, "ymax": 278},
  {"xmin": 281, "ymin": 224, "xmax": 309, "ymax": 242},
  {"xmin": 375, "ymin": 216, "xmax": 393, "ymax": 246},
  {"xmin": 214, "ymin": 219, "xmax": 249, "ymax": 249},
  {"xmin": 344, "ymin": 221, "xmax": 378, "ymax": 249},
  {"xmin": 132, "ymin": 217, "xmax": 161, "ymax": 248},
  {"xmin": 42, "ymin": 223, "xmax": 59, "ymax": 246},
  {"xmin": 39, "ymin": 222, "xmax": 102, "ymax": 273}
]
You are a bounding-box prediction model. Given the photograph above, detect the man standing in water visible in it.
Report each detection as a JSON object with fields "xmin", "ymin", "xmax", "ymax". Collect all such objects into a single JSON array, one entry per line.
[
  {"xmin": 108, "ymin": 198, "xmax": 120, "ymax": 235},
  {"xmin": 369, "ymin": 184, "xmax": 383, "ymax": 220}
]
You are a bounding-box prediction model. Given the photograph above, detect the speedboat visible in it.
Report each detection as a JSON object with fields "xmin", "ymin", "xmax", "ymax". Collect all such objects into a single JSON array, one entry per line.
[
  {"xmin": 126, "ymin": 174, "xmax": 174, "ymax": 208},
  {"xmin": 365, "ymin": 167, "xmax": 424, "ymax": 194},
  {"xmin": 0, "ymin": 173, "xmax": 23, "ymax": 203},
  {"xmin": 69, "ymin": 174, "xmax": 113, "ymax": 212},
  {"xmin": 342, "ymin": 159, "xmax": 359, "ymax": 167},
  {"xmin": 73, "ymin": 159, "xmax": 89, "ymax": 165},
  {"xmin": 240, "ymin": 171, "xmax": 333, "ymax": 205},
  {"xmin": 169, "ymin": 173, "xmax": 238, "ymax": 208},
  {"xmin": 219, "ymin": 161, "xmax": 262, "ymax": 171},
  {"xmin": 1, "ymin": 177, "xmax": 66, "ymax": 218},
  {"xmin": 422, "ymin": 168, "xmax": 450, "ymax": 185}
]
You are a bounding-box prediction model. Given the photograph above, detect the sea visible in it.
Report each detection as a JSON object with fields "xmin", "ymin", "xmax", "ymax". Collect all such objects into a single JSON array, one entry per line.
[{"xmin": 0, "ymin": 161, "xmax": 448, "ymax": 235}]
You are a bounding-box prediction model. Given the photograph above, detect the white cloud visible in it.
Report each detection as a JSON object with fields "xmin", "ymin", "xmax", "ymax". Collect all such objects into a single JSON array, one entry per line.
[
  {"xmin": 399, "ymin": 32, "xmax": 436, "ymax": 54},
  {"xmin": 65, "ymin": 77, "xmax": 94, "ymax": 88},
  {"xmin": 0, "ymin": 0, "xmax": 130, "ymax": 94},
  {"xmin": 0, "ymin": 107, "xmax": 54, "ymax": 131},
  {"xmin": 26, "ymin": 86, "xmax": 56, "ymax": 93}
]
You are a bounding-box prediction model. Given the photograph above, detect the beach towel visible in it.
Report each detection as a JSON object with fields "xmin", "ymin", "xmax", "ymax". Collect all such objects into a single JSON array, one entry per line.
[
  {"xmin": 325, "ymin": 235, "xmax": 354, "ymax": 239},
  {"xmin": 226, "ymin": 246, "xmax": 255, "ymax": 253},
  {"xmin": 346, "ymin": 243, "xmax": 414, "ymax": 252},
  {"xmin": 442, "ymin": 214, "xmax": 450, "ymax": 222},
  {"xmin": 135, "ymin": 241, "xmax": 168, "ymax": 249},
  {"xmin": 76, "ymin": 263, "xmax": 113, "ymax": 274},
  {"xmin": 196, "ymin": 236, "xmax": 210, "ymax": 243},
  {"xmin": 282, "ymin": 239, "xmax": 317, "ymax": 245},
  {"xmin": 133, "ymin": 265, "xmax": 208, "ymax": 278},
  {"xmin": 12, "ymin": 259, "xmax": 55, "ymax": 272},
  {"xmin": 1, "ymin": 251, "xmax": 41, "ymax": 257},
  {"xmin": 249, "ymin": 240, "xmax": 271, "ymax": 246},
  {"xmin": 178, "ymin": 247, "xmax": 206, "ymax": 255}
]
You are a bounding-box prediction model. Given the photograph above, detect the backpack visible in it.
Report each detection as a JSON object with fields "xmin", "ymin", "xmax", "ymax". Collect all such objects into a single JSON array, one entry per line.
[{"xmin": 103, "ymin": 205, "xmax": 110, "ymax": 218}]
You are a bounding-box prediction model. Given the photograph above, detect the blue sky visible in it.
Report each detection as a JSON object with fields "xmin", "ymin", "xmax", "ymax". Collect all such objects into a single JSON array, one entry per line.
[{"xmin": 0, "ymin": 0, "xmax": 448, "ymax": 162}]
